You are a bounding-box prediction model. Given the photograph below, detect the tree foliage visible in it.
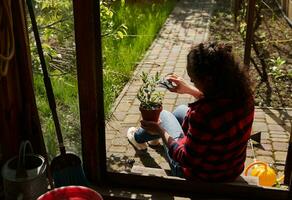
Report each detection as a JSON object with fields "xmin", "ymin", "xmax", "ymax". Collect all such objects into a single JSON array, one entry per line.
[{"xmin": 28, "ymin": 0, "xmax": 127, "ymax": 74}]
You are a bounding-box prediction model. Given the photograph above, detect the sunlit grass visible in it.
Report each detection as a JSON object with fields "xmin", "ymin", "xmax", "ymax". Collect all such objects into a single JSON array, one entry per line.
[{"xmin": 34, "ymin": 74, "xmax": 80, "ymax": 158}]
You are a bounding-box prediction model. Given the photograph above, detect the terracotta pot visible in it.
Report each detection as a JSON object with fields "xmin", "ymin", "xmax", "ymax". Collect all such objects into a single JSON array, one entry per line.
[{"xmin": 139, "ymin": 105, "xmax": 162, "ymax": 122}]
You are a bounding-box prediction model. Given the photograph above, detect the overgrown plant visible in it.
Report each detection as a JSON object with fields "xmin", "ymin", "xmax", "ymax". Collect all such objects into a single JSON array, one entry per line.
[
  {"xmin": 137, "ymin": 72, "xmax": 163, "ymax": 110},
  {"xmin": 268, "ymin": 57, "xmax": 287, "ymax": 79}
]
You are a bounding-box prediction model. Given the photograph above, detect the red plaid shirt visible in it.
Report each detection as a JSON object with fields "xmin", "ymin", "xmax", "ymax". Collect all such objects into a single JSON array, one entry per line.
[{"xmin": 168, "ymin": 97, "xmax": 254, "ymax": 182}]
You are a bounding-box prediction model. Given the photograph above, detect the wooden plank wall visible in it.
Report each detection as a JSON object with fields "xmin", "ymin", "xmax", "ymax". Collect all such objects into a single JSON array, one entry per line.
[{"xmin": 0, "ymin": 0, "xmax": 44, "ymax": 167}]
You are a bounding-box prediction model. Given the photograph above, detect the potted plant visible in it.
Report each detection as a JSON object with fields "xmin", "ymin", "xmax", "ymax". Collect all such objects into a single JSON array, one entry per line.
[{"xmin": 137, "ymin": 71, "xmax": 163, "ymax": 122}]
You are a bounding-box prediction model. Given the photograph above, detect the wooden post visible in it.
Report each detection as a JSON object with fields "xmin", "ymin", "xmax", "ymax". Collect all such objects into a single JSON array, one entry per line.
[
  {"xmin": 72, "ymin": 0, "xmax": 106, "ymax": 183},
  {"xmin": 285, "ymin": 126, "xmax": 292, "ymax": 185},
  {"xmin": 233, "ymin": 0, "xmax": 242, "ymax": 26},
  {"xmin": 243, "ymin": 0, "xmax": 256, "ymax": 67}
]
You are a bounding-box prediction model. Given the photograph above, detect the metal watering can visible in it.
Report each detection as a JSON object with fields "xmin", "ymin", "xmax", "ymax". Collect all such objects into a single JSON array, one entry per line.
[
  {"xmin": 1, "ymin": 141, "xmax": 48, "ymax": 200},
  {"xmin": 244, "ymin": 161, "xmax": 277, "ymax": 187}
]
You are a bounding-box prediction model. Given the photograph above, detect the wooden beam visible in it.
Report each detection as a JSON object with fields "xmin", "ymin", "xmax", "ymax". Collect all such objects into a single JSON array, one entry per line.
[
  {"xmin": 107, "ymin": 172, "xmax": 289, "ymax": 199},
  {"xmin": 243, "ymin": 0, "xmax": 256, "ymax": 67},
  {"xmin": 72, "ymin": 0, "xmax": 106, "ymax": 183}
]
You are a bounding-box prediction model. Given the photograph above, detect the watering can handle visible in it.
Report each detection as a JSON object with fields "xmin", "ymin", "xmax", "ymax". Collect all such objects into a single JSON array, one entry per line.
[
  {"xmin": 16, "ymin": 140, "xmax": 34, "ymax": 177},
  {"xmin": 244, "ymin": 161, "xmax": 268, "ymax": 176}
]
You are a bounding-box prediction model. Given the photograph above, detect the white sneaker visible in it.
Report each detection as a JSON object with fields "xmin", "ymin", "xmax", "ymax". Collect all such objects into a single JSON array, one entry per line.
[
  {"xmin": 148, "ymin": 139, "xmax": 160, "ymax": 147},
  {"xmin": 127, "ymin": 127, "xmax": 147, "ymax": 150}
]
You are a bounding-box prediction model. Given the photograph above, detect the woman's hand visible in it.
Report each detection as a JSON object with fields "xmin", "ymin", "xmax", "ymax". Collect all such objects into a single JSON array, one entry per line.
[
  {"xmin": 166, "ymin": 74, "xmax": 204, "ymax": 98},
  {"xmin": 140, "ymin": 120, "xmax": 164, "ymax": 136}
]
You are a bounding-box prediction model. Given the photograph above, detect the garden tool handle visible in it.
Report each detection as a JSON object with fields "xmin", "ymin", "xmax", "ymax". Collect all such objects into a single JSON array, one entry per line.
[
  {"xmin": 244, "ymin": 161, "xmax": 268, "ymax": 176},
  {"xmin": 26, "ymin": 0, "xmax": 66, "ymax": 156}
]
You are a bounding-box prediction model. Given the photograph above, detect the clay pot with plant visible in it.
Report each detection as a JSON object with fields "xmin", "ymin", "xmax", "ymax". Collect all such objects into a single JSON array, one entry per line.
[{"xmin": 137, "ymin": 71, "xmax": 163, "ymax": 122}]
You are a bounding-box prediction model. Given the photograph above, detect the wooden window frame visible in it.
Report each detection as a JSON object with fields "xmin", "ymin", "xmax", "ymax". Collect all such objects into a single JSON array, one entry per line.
[{"xmin": 72, "ymin": 0, "xmax": 292, "ymax": 199}]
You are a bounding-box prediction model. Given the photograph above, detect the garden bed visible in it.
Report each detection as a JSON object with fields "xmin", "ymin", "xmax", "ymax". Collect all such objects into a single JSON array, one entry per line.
[{"xmin": 209, "ymin": 0, "xmax": 292, "ymax": 108}]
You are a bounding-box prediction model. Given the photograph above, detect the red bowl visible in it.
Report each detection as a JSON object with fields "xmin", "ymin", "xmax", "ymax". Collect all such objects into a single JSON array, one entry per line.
[{"xmin": 37, "ymin": 186, "xmax": 103, "ymax": 200}]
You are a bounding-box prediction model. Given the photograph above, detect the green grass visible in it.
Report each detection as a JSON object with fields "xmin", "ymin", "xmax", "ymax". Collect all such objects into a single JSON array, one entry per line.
[
  {"xmin": 102, "ymin": 0, "xmax": 176, "ymax": 115},
  {"xmin": 33, "ymin": 74, "xmax": 81, "ymax": 158},
  {"xmin": 33, "ymin": 0, "xmax": 176, "ymax": 158}
]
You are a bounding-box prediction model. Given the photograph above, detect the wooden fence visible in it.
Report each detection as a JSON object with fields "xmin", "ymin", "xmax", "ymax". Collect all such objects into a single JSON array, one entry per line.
[{"xmin": 279, "ymin": 0, "xmax": 292, "ymax": 19}]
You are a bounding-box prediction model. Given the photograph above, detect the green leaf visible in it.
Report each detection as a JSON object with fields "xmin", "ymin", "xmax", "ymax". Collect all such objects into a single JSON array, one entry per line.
[{"xmin": 117, "ymin": 31, "xmax": 124, "ymax": 39}]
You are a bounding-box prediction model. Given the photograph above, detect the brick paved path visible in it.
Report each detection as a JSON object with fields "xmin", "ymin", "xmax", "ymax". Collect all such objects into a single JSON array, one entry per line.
[{"xmin": 105, "ymin": 0, "xmax": 292, "ymax": 180}]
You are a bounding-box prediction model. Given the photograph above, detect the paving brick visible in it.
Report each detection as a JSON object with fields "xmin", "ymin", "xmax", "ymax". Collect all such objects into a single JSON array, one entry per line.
[
  {"xmin": 122, "ymin": 94, "xmax": 136, "ymax": 101},
  {"xmin": 268, "ymin": 124, "xmax": 286, "ymax": 132},
  {"xmin": 112, "ymin": 138, "xmax": 128, "ymax": 146},
  {"xmin": 162, "ymin": 104, "xmax": 174, "ymax": 112},
  {"xmin": 261, "ymin": 143, "xmax": 273, "ymax": 151},
  {"xmin": 270, "ymin": 131, "xmax": 289, "ymax": 137},
  {"xmin": 162, "ymin": 68, "xmax": 175, "ymax": 75},
  {"xmin": 106, "ymin": 120, "xmax": 122, "ymax": 131},
  {"xmin": 110, "ymin": 145, "xmax": 127, "ymax": 153},
  {"xmin": 116, "ymin": 102, "xmax": 131, "ymax": 112},
  {"xmin": 252, "ymin": 122, "xmax": 268, "ymax": 132},
  {"xmin": 133, "ymin": 98, "xmax": 140, "ymax": 106},
  {"xmin": 261, "ymin": 139, "xmax": 272, "ymax": 144},
  {"xmin": 255, "ymin": 149, "xmax": 273, "ymax": 156},
  {"xmin": 123, "ymin": 114, "xmax": 141, "ymax": 124},
  {"xmin": 122, "ymin": 124, "xmax": 140, "ymax": 130},
  {"xmin": 128, "ymin": 106, "xmax": 140, "ymax": 114},
  {"xmin": 105, "ymin": 133, "xmax": 116, "ymax": 140},
  {"xmin": 163, "ymin": 98, "xmax": 177, "ymax": 105},
  {"xmin": 259, "ymin": 131, "xmax": 269, "ymax": 140},
  {"xmin": 106, "ymin": 139, "xmax": 112, "ymax": 147},
  {"xmin": 164, "ymin": 93, "xmax": 178, "ymax": 99},
  {"xmin": 270, "ymin": 137, "xmax": 289, "ymax": 142},
  {"xmin": 113, "ymin": 112, "xmax": 127, "ymax": 121},
  {"xmin": 255, "ymin": 156, "xmax": 274, "ymax": 163},
  {"xmin": 174, "ymin": 68, "xmax": 186, "ymax": 74},
  {"xmin": 124, "ymin": 148, "xmax": 136, "ymax": 157},
  {"xmin": 176, "ymin": 62, "xmax": 187, "ymax": 68},
  {"xmin": 253, "ymin": 118, "xmax": 266, "ymax": 122},
  {"xmin": 160, "ymin": 162, "xmax": 171, "ymax": 170},
  {"xmin": 274, "ymin": 151, "xmax": 287, "ymax": 162},
  {"xmin": 254, "ymin": 110, "xmax": 265, "ymax": 119},
  {"xmin": 272, "ymin": 142, "xmax": 289, "ymax": 151},
  {"xmin": 166, "ymin": 61, "xmax": 176, "ymax": 66},
  {"xmin": 265, "ymin": 114, "xmax": 285, "ymax": 125},
  {"xmin": 168, "ymin": 56, "xmax": 178, "ymax": 61}
]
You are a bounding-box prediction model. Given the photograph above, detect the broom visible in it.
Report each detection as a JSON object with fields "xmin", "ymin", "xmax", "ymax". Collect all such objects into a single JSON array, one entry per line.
[{"xmin": 26, "ymin": 0, "xmax": 88, "ymax": 187}]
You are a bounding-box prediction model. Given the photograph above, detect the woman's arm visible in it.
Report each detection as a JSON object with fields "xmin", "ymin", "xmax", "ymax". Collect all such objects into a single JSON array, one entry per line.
[{"xmin": 166, "ymin": 74, "xmax": 203, "ymax": 99}]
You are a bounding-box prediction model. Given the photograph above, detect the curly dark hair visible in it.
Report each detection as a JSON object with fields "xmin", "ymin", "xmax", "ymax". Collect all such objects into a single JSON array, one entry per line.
[{"xmin": 187, "ymin": 42, "xmax": 253, "ymax": 101}]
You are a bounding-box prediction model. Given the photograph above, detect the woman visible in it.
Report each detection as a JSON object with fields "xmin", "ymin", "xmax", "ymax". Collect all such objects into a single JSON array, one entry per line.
[{"xmin": 127, "ymin": 42, "xmax": 254, "ymax": 182}]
